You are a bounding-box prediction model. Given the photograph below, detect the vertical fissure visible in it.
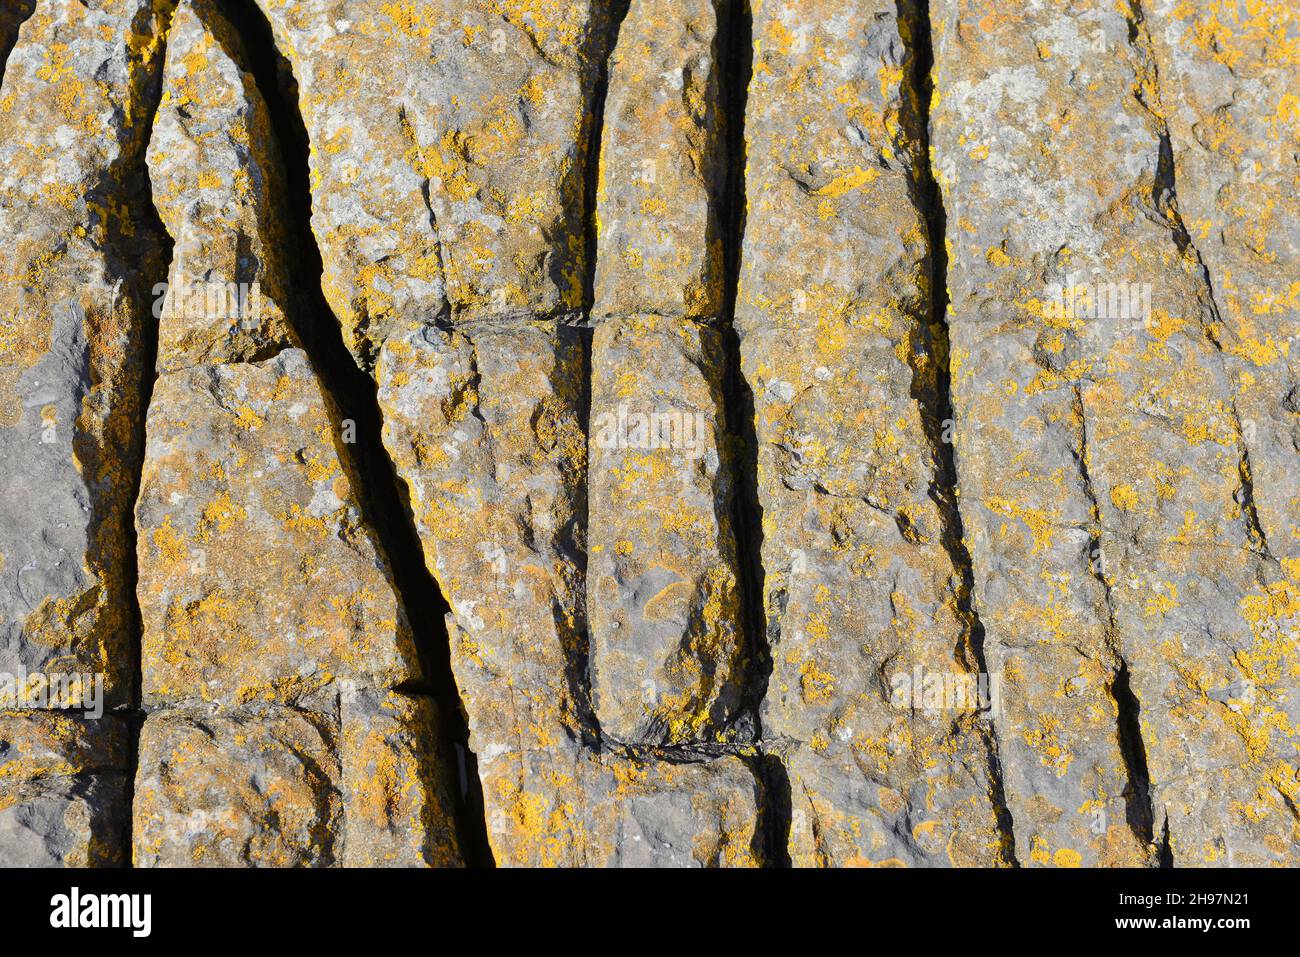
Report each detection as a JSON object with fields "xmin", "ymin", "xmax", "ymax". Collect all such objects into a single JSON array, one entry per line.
[
  {"xmin": 566, "ymin": 321, "xmax": 602, "ymax": 749},
  {"xmin": 118, "ymin": 0, "xmax": 180, "ymax": 868},
  {"xmin": 717, "ymin": 0, "xmax": 789, "ymax": 866},
  {"xmin": 1072, "ymin": 388, "xmax": 1158, "ymax": 850},
  {"xmin": 216, "ymin": 0, "xmax": 493, "ymax": 866},
  {"xmin": 1111, "ymin": 661, "xmax": 1158, "ymax": 849},
  {"xmin": 581, "ymin": 0, "xmax": 632, "ymax": 319},
  {"xmin": 1127, "ymin": 0, "xmax": 1276, "ymax": 572},
  {"xmin": 717, "ymin": 0, "xmax": 764, "ymax": 738},
  {"xmin": 901, "ymin": 0, "xmax": 1018, "ymax": 865},
  {"xmin": 750, "ymin": 751, "xmax": 791, "ymax": 867},
  {"xmin": 1158, "ymin": 813, "xmax": 1173, "ymax": 867},
  {"xmin": 575, "ymin": 0, "xmax": 632, "ymax": 748}
]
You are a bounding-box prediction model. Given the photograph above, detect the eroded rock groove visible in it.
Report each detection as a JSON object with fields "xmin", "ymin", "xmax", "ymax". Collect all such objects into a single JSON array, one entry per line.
[
  {"xmin": 906, "ymin": 0, "xmax": 1018, "ymax": 865},
  {"xmin": 120, "ymin": 4, "xmax": 176, "ymax": 867},
  {"xmin": 213, "ymin": 0, "xmax": 493, "ymax": 865}
]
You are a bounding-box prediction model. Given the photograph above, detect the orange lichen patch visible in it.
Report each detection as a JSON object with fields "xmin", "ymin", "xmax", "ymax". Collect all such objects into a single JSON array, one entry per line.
[
  {"xmin": 137, "ymin": 353, "xmax": 420, "ymax": 709},
  {"xmin": 984, "ymin": 496, "xmax": 1059, "ymax": 554},
  {"xmin": 1109, "ymin": 483, "xmax": 1140, "ymax": 512},
  {"xmin": 1170, "ymin": 0, "xmax": 1299, "ymax": 71}
]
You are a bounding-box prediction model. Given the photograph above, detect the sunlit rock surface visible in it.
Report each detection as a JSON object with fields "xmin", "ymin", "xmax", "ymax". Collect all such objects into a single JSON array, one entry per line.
[{"xmin": 0, "ymin": 0, "xmax": 1293, "ymax": 867}]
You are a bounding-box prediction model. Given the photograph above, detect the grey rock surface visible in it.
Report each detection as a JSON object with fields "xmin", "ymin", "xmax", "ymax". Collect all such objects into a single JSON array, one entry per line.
[
  {"xmin": 0, "ymin": 0, "xmax": 1293, "ymax": 869},
  {"xmin": 932, "ymin": 0, "xmax": 1297, "ymax": 866},
  {"xmin": 0, "ymin": 0, "xmax": 170, "ymax": 707},
  {"xmin": 130, "ymin": 0, "xmax": 460, "ymax": 867},
  {"xmin": 0, "ymin": 0, "xmax": 170, "ymax": 869},
  {"xmin": 0, "ymin": 711, "xmax": 130, "ymax": 866},
  {"xmin": 588, "ymin": 315, "xmax": 743, "ymax": 746},
  {"xmin": 586, "ymin": 0, "xmax": 743, "ymax": 747},
  {"xmin": 737, "ymin": 0, "xmax": 1007, "ymax": 866}
]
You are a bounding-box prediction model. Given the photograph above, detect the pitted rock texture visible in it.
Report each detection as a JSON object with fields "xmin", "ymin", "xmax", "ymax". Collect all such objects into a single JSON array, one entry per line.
[
  {"xmin": 588, "ymin": 315, "xmax": 744, "ymax": 746},
  {"xmin": 738, "ymin": 0, "xmax": 1009, "ymax": 867},
  {"xmin": 0, "ymin": 712, "xmax": 130, "ymax": 866},
  {"xmin": 146, "ymin": 0, "xmax": 294, "ymax": 371},
  {"xmin": 933, "ymin": 0, "xmax": 1297, "ymax": 868},
  {"xmin": 587, "ymin": 0, "xmax": 744, "ymax": 746},
  {"xmin": 129, "ymin": 0, "xmax": 459, "ymax": 866},
  {"xmin": 0, "ymin": 0, "xmax": 170, "ymax": 709},
  {"xmin": 0, "ymin": 0, "xmax": 1295, "ymax": 868},
  {"xmin": 254, "ymin": 0, "xmax": 609, "ymax": 355},
  {"xmin": 592, "ymin": 0, "xmax": 727, "ymax": 320}
]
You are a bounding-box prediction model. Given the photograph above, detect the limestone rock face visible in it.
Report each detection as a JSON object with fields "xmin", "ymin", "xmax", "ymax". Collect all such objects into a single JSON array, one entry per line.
[
  {"xmin": 932, "ymin": 0, "xmax": 1297, "ymax": 867},
  {"xmin": 736, "ymin": 0, "xmax": 1007, "ymax": 867},
  {"xmin": 0, "ymin": 0, "xmax": 171, "ymax": 709},
  {"xmin": 268, "ymin": 0, "xmax": 765, "ymax": 865},
  {"xmin": 0, "ymin": 0, "xmax": 1295, "ymax": 869},
  {"xmin": 130, "ymin": 0, "xmax": 459, "ymax": 867},
  {"xmin": 0, "ymin": 712, "xmax": 130, "ymax": 866},
  {"xmin": 145, "ymin": 0, "xmax": 293, "ymax": 370},
  {"xmin": 134, "ymin": 703, "xmax": 341, "ymax": 867},
  {"xmin": 1128, "ymin": 0, "xmax": 1300, "ymax": 867},
  {"xmin": 379, "ymin": 322, "xmax": 762, "ymax": 864},
  {"xmin": 592, "ymin": 0, "xmax": 726, "ymax": 319},
  {"xmin": 254, "ymin": 0, "xmax": 609, "ymax": 357},
  {"xmin": 1143, "ymin": 1, "xmax": 1300, "ymax": 571},
  {"xmin": 376, "ymin": 322, "xmax": 588, "ymax": 751},
  {"xmin": 587, "ymin": 0, "xmax": 744, "ymax": 747},
  {"xmin": 930, "ymin": 0, "xmax": 1163, "ymax": 869},
  {"xmin": 135, "ymin": 350, "xmax": 422, "ymax": 706},
  {"xmin": 0, "ymin": 0, "xmax": 171, "ymax": 869},
  {"xmin": 588, "ymin": 315, "xmax": 743, "ymax": 745},
  {"xmin": 134, "ymin": 687, "xmax": 457, "ymax": 866}
]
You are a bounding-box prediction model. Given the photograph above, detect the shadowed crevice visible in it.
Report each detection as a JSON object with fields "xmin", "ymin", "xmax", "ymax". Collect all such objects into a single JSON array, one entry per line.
[
  {"xmin": 715, "ymin": 0, "xmax": 790, "ymax": 866},
  {"xmin": 119, "ymin": 0, "xmax": 180, "ymax": 868},
  {"xmin": 569, "ymin": 324, "xmax": 602, "ymax": 749},
  {"xmin": 717, "ymin": 0, "xmax": 767, "ymax": 743},
  {"xmin": 900, "ymin": 0, "xmax": 1019, "ymax": 865},
  {"xmin": 1072, "ymin": 388, "xmax": 1157, "ymax": 851},
  {"xmin": 571, "ymin": 0, "xmax": 632, "ymax": 749},
  {"xmin": 1157, "ymin": 807, "xmax": 1174, "ymax": 867},
  {"xmin": 580, "ymin": 0, "xmax": 632, "ymax": 318},
  {"xmin": 1111, "ymin": 660, "xmax": 1157, "ymax": 847},
  {"xmin": 215, "ymin": 0, "xmax": 493, "ymax": 867},
  {"xmin": 750, "ymin": 751, "xmax": 792, "ymax": 867},
  {"xmin": 0, "ymin": 0, "xmax": 35, "ymax": 90}
]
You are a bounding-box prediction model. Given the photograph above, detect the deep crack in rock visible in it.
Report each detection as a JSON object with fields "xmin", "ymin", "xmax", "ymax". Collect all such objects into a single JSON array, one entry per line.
[{"xmin": 215, "ymin": 0, "xmax": 493, "ymax": 866}]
